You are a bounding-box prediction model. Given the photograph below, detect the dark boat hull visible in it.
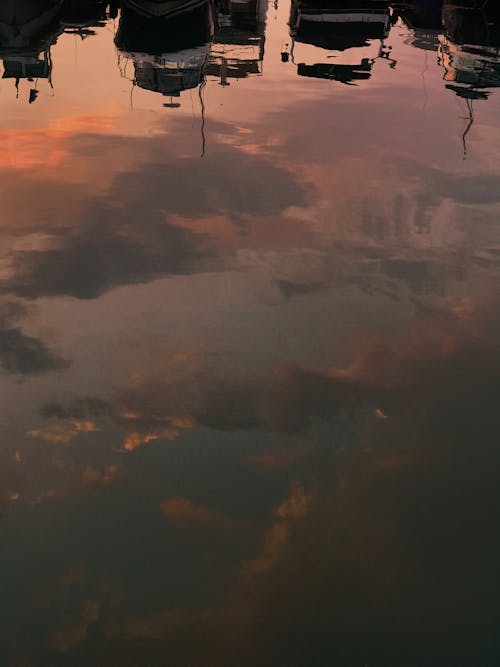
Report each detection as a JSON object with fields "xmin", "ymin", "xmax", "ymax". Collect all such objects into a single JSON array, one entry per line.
[
  {"xmin": 116, "ymin": 0, "xmax": 214, "ymax": 54},
  {"xmin": 394, "ymin": 0, "xmax": 443, "ymax": 29},
  {"xmin": 61, "ymin": 0, "xmax": 109, "ymax": 26},
  {"xmin": 121, "ymin": 0, "xmax": 208, "ymax": 18},
  {"xmin": 443, "ymin": 1, "xmax": 500, "ymax": 47},
  {"xmin": 0, "ymin": 0, "xmax": 63, "ymax": 54},
  {"xmin": 289, "ymin": 1, "xmax": 391, "ymax": 50}
]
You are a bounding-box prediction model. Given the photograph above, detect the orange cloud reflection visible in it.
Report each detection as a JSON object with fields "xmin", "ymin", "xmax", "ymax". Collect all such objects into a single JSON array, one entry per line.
[{"xmin": 0, "ymin": 112, "xmax": 119, "ymax": 172}]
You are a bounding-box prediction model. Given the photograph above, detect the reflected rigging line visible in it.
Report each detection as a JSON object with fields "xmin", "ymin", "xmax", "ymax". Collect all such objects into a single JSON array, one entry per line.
[
  {"xmin": 421, "ymin": 48, "xmax": 428, "ymax": 112},
  {"xmin": 198, "ymin": 75, "xmax": 207, "ymax": 158},
  {"xmin": 462, "ymin": 98, "xmax": 474, "ymax": 160},
  {"xmin": 130, "ymin": 79, "xmax": 136, "ymax": 109}
]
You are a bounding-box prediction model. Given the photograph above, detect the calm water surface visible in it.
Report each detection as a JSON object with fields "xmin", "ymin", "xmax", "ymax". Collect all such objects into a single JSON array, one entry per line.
[{"xmin": 1, "ymin": 1, "xmax": 500, "ymax": 664}]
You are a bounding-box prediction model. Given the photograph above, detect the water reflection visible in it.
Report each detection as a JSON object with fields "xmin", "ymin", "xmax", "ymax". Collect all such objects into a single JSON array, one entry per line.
[{"xmin": 1, "ymin": 1, "xmax": 500, "ymax": 665}]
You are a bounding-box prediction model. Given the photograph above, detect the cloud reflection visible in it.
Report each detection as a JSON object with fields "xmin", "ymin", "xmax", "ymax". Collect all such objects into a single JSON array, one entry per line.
[
  {"xmin": 0, "ymin": 127, "xmax": 308, "ymax": 301},
  {"xmin": 55, "ymin": 302, "xmax": 499, "ymax": 665},
  {"xmin": 0, "ymin": 300, "xmax": 69, "ymax": 376}
]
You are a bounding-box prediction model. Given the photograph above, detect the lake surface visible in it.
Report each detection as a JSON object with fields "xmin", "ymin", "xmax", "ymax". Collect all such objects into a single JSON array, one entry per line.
[{"xmin": 1, "ymin": 1, "xmax": 500, "ymax": 664}]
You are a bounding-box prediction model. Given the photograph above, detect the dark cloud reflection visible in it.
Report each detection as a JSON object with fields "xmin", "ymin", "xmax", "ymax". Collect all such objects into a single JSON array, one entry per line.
[
  {"xmin": 1, "ymin": 133, "xmax": 308, "ymax": 301},
  {"xmin": 0, "ymin": 301, "xmax": 69, "ymax": 376},
  {"xmin": 0, "ymin": 327, "xmax": 69, "ymax": 376},
  {"xmin": 68, "ymin": 315, "xmax": 500, "ymax": 667},
  {"xmin": 5, "ymin": 206, "xmax": 212, "ymax": 300}
]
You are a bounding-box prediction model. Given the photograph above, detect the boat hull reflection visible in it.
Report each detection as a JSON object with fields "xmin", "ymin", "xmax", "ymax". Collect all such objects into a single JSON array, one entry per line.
[
  {"xmin": 207, "ymin": 0, "xmax": 267, "ymax": 82},
  {"xmin": 287, "ymin": 0, "xmax": 392, "ymax": 84},
  {"xmin": 290, "ymin": 0, "xmax": 390, "ymax": 51},
  {"xmin": 0, "ymin": 0, "xmax": 63, "ymax": 54},
  {"xmin": 115, "ymin": 0, "xmax": 214, "ymax": 98},
  {"xmin": 123, "ymin": 0, "xmax": 210, "ymax": 18},
  {"xmin": 440, "ymin": 0, "xmax": 500, "ymax": 99},
  {"xmin": 392, "ymin": 0, "xmax": 443, "ymax": 51},
  {"xmin": 61, "ymin": 0, "xmax": 110, "ymax": 29}
]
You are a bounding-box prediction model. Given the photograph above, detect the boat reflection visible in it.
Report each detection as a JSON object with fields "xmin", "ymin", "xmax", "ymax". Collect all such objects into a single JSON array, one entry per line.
[
  {"xmin": 115, "ymin": 0, "xmax": 214, "ymax": 104},
  {"xmin": 439, "ymin": 1, "xmax": 500, "ymax": 100},
  {"xmin": 8, "ymin": 0, "xmax": 500, "ymax": 103},
  {"xmin": 4, "ymin": 1, "xmax": 500, "ymax": 108},
  {"xmin": 285, "ymin": 0, "xmax": 396, "ymax": 84},
  {"xmin": 61, "ymin": 0, "xmax": 112, "ymax": 36},
  {"xmin": 394, "ymin": 0, "xmax": 442, "ymax": 51},
  {"xmin": 206, "ymin": 0, "xmax": 267, "ymax": 84},
  {"xmin": 0, "ymin": 0, "xmax": 63, "ymax": 101}
]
